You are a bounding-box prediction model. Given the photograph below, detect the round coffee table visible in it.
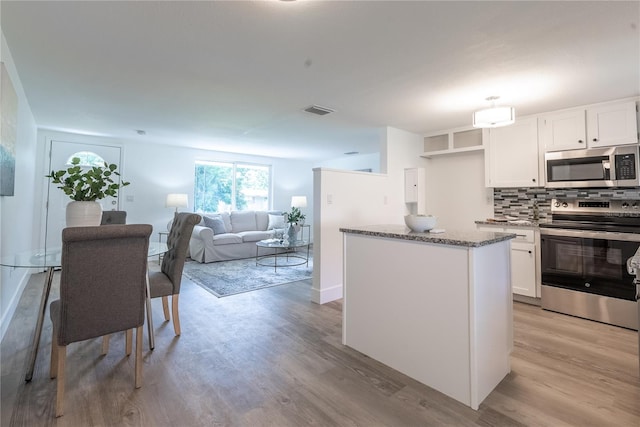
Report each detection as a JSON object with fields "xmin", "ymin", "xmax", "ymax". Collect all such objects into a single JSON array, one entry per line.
[{"xmin": 256, "ymin": 239, "xmax": 310, "ymax": 272}]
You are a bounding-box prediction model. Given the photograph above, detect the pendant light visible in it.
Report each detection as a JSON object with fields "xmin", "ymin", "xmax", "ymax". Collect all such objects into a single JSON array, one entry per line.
[{"xmin": 472, "ymin": 96, "xmax": 515, "ymax": 128}]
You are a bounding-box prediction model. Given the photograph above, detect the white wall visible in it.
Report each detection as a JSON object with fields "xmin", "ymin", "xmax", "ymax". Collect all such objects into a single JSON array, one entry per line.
[
  {"xmin": 380, "ymin": 126, "xmax": 428, "ymax": 215},
  {"xmin": 0, "ymin": 27, "xmax": 38, "ymax": 339},
  {"xmin": 315, "ymin": 152, "xmax": 381, "ymax": 173},
  {"xmin": 312, "ymin": 168, "xmax": 396, "ymax": 303},
  {"xmin": 312, "ymin": 126, "xmax": 425, "ymax": 304},
  {"xmin": 35, "ymin": 130, "xmax": 315, "ymax": 245},
  {"xmin": 424, "ymin": 150, "xmax": 494, "ymax": 231}
]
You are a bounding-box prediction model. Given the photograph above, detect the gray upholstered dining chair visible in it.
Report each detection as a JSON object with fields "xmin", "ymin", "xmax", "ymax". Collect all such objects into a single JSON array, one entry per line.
[
  {"xmin": 49, "ymin": 224, "xmax": 152, "ymax": 417},
  {"xmin": 148, "ymin": 212, "xmax": 201, "ymax": 336},
  {"xmin": 100, "ymin": 210, "xmax": 127, "ymax": 225}
]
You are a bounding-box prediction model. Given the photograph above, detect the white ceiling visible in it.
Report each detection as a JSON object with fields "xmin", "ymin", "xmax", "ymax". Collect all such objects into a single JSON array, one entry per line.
[{"xmin": 2, "ymin": 1, "xmax": 639, "ymax": 161}]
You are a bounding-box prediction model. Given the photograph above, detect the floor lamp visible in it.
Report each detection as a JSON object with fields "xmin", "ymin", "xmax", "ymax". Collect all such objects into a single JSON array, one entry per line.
[{"xmin": 166, "ymin": 193, "xmax": 188, "ymax": 229}]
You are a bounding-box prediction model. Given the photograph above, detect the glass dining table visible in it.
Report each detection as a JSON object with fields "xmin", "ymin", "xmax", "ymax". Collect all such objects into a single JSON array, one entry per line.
[{"xmin": 0, "ymin": 241, "xmax": 168, "ymax": 382}]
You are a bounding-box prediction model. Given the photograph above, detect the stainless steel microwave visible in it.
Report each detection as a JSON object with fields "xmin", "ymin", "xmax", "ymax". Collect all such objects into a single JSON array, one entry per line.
[{"xmin": 545, "ymin": 146, "xmax": 640, "ymax": 188}]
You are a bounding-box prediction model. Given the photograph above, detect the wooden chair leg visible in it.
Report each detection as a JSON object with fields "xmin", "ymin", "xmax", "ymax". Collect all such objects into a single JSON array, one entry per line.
[
  {"xmin": 55, "ymin": 345, "xmax": 66, "ymax": 417},
  {"xmin": 50, "ymin": 326, "xmax": 58, "ymax": 379},
  {"xmin": 162, "ymin": 296, "xmax": 170, "ymax": 321},
  {"xmin": 125, "ymin": 330, "xmax": 133, "ymax": 356},
  {"xmin": 135, "ymin": 326, "xmax": 143, "ymax": 389},
  {"xmin": 101, "ymin": 334, "xmax": 111, "ymax": 355},
  {"xmin": 171, "ymin": 294, "xmax": 181, "ymax": 336}
]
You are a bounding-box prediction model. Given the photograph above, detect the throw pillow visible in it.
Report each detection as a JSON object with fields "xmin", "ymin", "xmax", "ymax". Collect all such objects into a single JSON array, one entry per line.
[
  {"xmin": 203, "ymin": 216, "xmax": 227, "ymax": 235},
  {"xmin": 267, "ymin": 214, "xmax": 285, "ymax": 230}
]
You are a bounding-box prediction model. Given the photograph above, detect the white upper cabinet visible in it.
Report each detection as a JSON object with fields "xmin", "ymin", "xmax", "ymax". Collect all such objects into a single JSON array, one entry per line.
[
  {"xmin": 541, "ymin": 100, "xmax": 638, "ymax": 151},
  {"xmin": 421, "ymin": 127, "xmax": 484, "ymax": 157},
  {"xmin": 404, "ymin": 168, "xmax": 425, "ymax": 214},
  {"xmin": 586, "ymin": 101, "xmax": 638, "ymax": 148},
  {"xmin": 485, "ymin": 117, "xmax": 540, "ymax": 188},
  {"xmin": 538, "ymin": 109, "xmax": 587, "ymax": 151}
]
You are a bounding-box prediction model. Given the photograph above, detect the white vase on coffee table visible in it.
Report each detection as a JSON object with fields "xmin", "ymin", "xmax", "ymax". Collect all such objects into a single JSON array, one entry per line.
[{"xmin": 286, "ymin": 223, "xmax": 301, "ymax": 242}]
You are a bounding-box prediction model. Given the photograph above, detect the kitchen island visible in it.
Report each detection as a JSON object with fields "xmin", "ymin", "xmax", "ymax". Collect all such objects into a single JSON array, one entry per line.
[{"xmin": 340, "ymin": 225, "xmax": 515, "ymax": 410}]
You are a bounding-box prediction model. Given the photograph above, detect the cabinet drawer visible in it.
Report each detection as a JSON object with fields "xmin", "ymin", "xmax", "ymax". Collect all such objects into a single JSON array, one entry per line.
[
  {"xmin": 504, "ymin": 228, "xmax": 534, "ymax": 243},
  {"xmin": 477, "ymin": 225, "xmax": 535, "ymax": 243}
]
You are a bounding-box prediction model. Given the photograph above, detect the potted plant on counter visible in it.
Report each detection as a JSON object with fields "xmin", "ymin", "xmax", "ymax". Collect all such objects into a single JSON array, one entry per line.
[{"xmin": 46, "ymin": 157, "xmax": 130, "ymax": 227}]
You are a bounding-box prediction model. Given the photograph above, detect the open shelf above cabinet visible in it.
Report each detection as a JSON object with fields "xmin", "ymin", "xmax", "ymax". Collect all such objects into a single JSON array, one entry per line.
[{"xmin": 421, "ymin": 127, "xmax": 485, "ymax": 158}]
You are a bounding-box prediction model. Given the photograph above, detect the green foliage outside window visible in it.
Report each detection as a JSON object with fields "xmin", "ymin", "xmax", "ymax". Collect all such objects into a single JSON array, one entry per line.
[{"xmin": 194, "ymin": 161, "xmax": 270, "ymax": 212}]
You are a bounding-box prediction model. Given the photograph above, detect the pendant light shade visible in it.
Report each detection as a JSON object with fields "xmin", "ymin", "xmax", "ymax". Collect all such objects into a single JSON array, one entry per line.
[{"xmin": 472, "ymin": 96, "xmax": 515, "ymax": 128}]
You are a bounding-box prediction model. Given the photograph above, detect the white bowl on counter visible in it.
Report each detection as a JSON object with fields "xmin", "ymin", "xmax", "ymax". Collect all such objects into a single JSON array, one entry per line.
[{"xmin": 404, "ymin": 214, "xmax": 437, "ymax": 232}]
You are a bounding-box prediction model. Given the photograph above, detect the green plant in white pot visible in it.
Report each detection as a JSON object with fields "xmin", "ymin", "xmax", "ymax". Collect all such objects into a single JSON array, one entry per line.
[
  {"xmin": 46, "ymin": 157, "xmax": 130, "ymax": 227},
  {"xmin": 283, "ymin": 206, "xmax": 306, "ymax": 242}
]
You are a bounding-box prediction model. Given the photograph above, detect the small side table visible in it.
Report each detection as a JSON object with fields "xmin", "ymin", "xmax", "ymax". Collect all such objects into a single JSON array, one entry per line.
[
  {"xmin": 158, "ymin": 231, "xmax": 169, "ymax": 264},
  {"xmin": 299, "ymin": 224, "xmax": 311, "ymax": 241}
]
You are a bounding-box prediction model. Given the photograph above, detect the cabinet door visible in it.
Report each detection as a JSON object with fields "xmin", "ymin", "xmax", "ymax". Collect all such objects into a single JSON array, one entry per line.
[
  {"xmin": 511, "ymin": 241, "xmax": 537, "ymax": 297},
  {"xmin": 404, "ymin": 168, "xmax": 425, "ymax": 214},
  {"xmin": 405, "ymin": 168, "xmax": 418, "ymax": 203},
  {"xmin": 486, "ymin": 117, "xmax": 540, "ymax": 188},
  {"xmin": 587, "ymin": 101, "xmax": 638, "ymax": 148},
  {"xmin": 539, "ymin": 109, "xmax": 586, "ymax": 152}
]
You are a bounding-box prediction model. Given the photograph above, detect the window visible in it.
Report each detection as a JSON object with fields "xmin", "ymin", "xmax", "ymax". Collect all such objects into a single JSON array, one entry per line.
[
  {"xmin": 66, "ymin": 151, "xmax": 105, "ymax": 167},
  {"xmin": 194, "ymin": 161, "xmax": 271, "ymax": 212}
]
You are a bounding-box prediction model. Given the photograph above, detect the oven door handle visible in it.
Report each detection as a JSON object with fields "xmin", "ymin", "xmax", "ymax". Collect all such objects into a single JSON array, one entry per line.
[{"xmin": 540, "ymin": 227, "xmax": 640, "ymax": 242}]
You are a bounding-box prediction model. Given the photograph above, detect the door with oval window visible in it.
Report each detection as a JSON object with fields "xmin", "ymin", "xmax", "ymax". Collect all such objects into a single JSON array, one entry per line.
[{"xmin": 45, "ymin": 140, "xmax": 123, "ymax": 249}]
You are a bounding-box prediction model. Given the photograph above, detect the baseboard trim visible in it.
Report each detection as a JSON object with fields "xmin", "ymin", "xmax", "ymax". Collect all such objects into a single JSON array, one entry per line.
[
  {"xmin": 311, "ymin": 283, "xmax": 343, "ymax": 304},
  {"xmin": 1, "ymin": 269, "xmax": 31, "ymax": 341},
  {"xmin": 513, "ymin": 294, "xmax": 541, "ymax": 306}
]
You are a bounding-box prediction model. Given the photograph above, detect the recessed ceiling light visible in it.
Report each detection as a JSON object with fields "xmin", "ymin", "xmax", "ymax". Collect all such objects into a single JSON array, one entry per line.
[{"xmin": 344, "ymin": 151, "xmax": 359, "ymax": 155}]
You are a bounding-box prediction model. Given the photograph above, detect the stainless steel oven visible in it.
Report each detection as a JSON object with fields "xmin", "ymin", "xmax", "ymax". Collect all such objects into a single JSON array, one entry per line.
[{"xmin": 540, "ymin": 199, "xmax": 640, "ymax": 330}]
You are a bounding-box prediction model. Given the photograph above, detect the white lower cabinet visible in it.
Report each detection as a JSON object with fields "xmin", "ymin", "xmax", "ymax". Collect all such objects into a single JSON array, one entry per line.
[
  {"xmin": 510, "ymin": 241, "xmax": 537, "ymax": 297},
  {"xmin": 477, "ymin": 225, "xmax": 539, "ymax": 298}
]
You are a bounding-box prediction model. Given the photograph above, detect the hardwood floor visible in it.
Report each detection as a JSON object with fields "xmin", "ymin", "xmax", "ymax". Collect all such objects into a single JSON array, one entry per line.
[{"xmin": 1, "ymin": 269, "xmax": 638, "ymax": 426}]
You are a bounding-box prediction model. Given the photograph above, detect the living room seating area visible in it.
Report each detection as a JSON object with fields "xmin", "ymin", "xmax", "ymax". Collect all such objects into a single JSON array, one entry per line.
[{"xmin": 189, "ymin": 210, "xmax": 284, "ymax": 263}]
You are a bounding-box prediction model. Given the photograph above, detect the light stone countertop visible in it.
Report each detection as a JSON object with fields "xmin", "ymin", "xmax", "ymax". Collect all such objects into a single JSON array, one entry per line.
[{"xmin": 339, "ymin": 224, "xmax": 516, "ymax": 248}]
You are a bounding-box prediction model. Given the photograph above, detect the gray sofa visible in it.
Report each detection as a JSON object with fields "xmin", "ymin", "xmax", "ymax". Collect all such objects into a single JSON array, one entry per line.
[{"xmin": 189, "ymin": 210, "xmax": 284, "ymax": 263}]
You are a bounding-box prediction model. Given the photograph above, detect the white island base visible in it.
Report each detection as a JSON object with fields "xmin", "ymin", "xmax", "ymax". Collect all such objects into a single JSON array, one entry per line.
[{"xmin": 342, "ymin": 230, "xmax": 512, "ymax": 410}]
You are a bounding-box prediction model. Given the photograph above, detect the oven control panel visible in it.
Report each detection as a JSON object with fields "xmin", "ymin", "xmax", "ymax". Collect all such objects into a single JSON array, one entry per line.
[{"xmin": 551, "ymin": 198, "xmax": 640, "ymax": 215}]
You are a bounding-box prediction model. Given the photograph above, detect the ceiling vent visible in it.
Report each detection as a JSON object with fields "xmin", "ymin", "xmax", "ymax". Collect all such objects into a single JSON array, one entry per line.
[{"xmin": 304, "ymin": 105, "xmax": 334, "ymax": 116}]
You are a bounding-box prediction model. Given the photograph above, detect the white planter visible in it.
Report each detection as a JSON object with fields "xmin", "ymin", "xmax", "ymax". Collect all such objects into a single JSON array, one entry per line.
[
  {"xmin": 66, "ymin": 201, "xmax": 102, "ymax": 227},
  {"xmin": 286, "ymin": 223, "xmax": 301, "ymax": 242}
]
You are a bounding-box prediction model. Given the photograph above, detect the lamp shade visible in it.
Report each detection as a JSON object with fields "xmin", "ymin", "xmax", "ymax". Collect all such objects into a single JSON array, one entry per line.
[
  {"xmin": 472, "ymin": 106, "xmax": 515, "ymax": 128},
  {"xmin": 166, "ymin": 193, "xmax": 188, "ymax": 208},
  {"xmin": 291, "ymin": 196, "xmax": 307, "ymax": 208}
]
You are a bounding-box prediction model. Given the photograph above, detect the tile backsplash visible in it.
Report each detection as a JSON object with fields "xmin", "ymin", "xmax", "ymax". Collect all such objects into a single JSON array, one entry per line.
[{"xmin": 493, "ymin": 187, "xmax": 640, "ymax": 220}]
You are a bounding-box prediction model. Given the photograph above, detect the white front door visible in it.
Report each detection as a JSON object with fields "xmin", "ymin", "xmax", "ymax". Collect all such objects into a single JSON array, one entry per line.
[{"xmin": 45, "ymin": 140, "xmax": 123, "ymax": 249}]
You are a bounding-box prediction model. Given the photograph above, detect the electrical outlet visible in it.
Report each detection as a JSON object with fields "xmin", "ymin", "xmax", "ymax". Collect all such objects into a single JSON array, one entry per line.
[
  {"xmin": 126, "ymin": 195, "xmax": 134, "ymax": 202},
  {"xmin": 327, "ymin": 194, "xmax": 333, "ymax": 205}
]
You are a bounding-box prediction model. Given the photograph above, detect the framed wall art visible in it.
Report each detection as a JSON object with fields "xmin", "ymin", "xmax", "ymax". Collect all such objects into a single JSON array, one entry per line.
[{"xmin": 1, "ymin": 61, "xmax": 18, "ymax": 196}]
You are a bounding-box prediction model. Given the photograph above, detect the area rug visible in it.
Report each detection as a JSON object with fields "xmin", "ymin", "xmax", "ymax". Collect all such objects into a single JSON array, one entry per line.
[{"xmin": 182, "ymin": 254, "xmax": 313, "ymax": 298}]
